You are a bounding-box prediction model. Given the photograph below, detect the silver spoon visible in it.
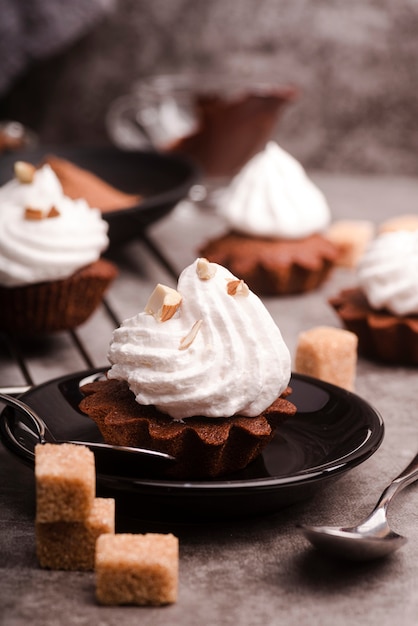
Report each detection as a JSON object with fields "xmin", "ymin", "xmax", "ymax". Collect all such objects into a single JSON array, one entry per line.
[
  {"xmin": 0, "ymin": 392, "xmax": 175, "ymax": 474},
  {"xmin": 299, "ymin": 450, "xmax": 418, "ymax": 561}
]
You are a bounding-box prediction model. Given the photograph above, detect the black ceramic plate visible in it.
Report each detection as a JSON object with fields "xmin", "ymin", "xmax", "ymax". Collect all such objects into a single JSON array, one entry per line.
[
  {"xmin": 0, "ymin": 369, "xmax": 384, "ymax": 522},
  {"xmin": 0, "ymin": 146, "xmax": 199, "ymax": 245}
]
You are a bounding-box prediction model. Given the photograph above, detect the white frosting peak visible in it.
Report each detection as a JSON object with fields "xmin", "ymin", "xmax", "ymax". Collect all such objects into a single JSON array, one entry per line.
[
  {"xmin": 0, "ymin": 164, "xmax": 109, "ymax": 286},
  {"xmin": 219, "ymin": 142, "xmax": 331, "ymax": 239},
  {"xmin": 107, "ymin": 258, "xmax": 291, "ymax": 420},
  {"xmin": 357, "ymin": 230, "xmax": 418, "ymax": 316}
]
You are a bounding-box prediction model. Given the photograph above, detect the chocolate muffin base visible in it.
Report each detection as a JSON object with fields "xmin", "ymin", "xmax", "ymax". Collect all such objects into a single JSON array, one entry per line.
[
  {"xmin": 0, "ymin": 258, "xmax": 118, "ymax": 335},
  {"xmin": 199, "ymin": 231, "xmax": 338, "ymax": 295},
  {"xmin": 79, "ymin": 379, "xmax": 296, "ymax": 479},
  {"xmin": 330, "ymin": 287, "xmax": 418, "ymax": 365}
]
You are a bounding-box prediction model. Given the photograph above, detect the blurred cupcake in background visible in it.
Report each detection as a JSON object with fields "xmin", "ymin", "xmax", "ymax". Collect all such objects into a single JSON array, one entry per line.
[
  {"xmin": 199, "ymin": 141, "xmax": 338, "ymax": 295},
  {"xmin": 330, "ymin": 229, "xmax": 418, "ymax": 364},
  {"xmin": 107, "ymin": 72, "xmax": 297, "ymax": 181},
  {"xmin": 0, "ymin": 161, "xmax": 117, "ymax": 334}
]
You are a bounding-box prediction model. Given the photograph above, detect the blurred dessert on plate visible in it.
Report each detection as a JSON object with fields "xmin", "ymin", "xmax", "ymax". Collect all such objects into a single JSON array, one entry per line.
[
  {"xmin": 166, "ymin": 82, "xmax": 297, "ymax": 179},
  {"xmin": 0, "ymin": 160, "xmax": 117, "ymax": 334},
  {"xmin": 80, "ymin": 257, "xmax": 296, "ymax": 479},
  {"xmin": 199, "ymin": 142, "xmax": 338, "ymax": 295},
  {"xmin": 106, "ymin": 73, "xmax": 297, "ymax": 180}
]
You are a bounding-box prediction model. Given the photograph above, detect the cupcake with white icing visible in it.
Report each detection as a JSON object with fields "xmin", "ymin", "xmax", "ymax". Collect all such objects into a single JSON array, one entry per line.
[
  {"xmin": 0, "ymin": 161, "xmax": 117, "ymax": 334},
  {"xmin": 199, "ymin": 142, "xmax": 338, "ymax": 295},
  {"xmin": 330, "ymin": 230, "xmax": 418, "ymax": 364},
  {"xmin": 80, "ymin": 258, "xmax": 296, "ymax": 478}
]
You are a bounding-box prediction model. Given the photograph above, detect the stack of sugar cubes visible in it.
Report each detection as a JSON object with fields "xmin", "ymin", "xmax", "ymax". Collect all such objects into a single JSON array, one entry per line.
[
  {"xmin": 35, "ymin": 442, "xmax": 114, "ymax": 571},
  {"xmin": 34, "ymin": 442, "xmax": 179, "ymax": 605}
]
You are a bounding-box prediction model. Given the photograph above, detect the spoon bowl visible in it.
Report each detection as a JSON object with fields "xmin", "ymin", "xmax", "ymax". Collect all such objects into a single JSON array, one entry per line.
[
  {"xmin": 300, "ymin": 450, "xmax": 418, "ymax": 560},
  {"xmin": 301, "ymin": 522, "xmax": 407, "ymax": 561}
]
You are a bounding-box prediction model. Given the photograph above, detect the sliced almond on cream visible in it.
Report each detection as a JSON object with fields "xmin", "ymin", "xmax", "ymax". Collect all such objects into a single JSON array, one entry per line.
[
  {"xmin": 47, "ymin": 205, "xmax": 60, "ymax": 218},
  {"xmin": 144, "ymin": 284, "xmax": 182, "ymax": 322},
  {"xmin": 179, "ymin": 319, "xmax": 203, "ymax": 350},
  {"xmin": 24, "ymin": 207, "xmax": 44, "ymax": 220},
  {"xmin": 227, "ymin": 279, "xmax": 250, "ymax": 297},
  {"xmin": 14, "ymin": 161, "xmax": 36, "ymax": 184},
  {"xmin": 196, "ymin": 257, "xmax": 217, "ymax": 280}
]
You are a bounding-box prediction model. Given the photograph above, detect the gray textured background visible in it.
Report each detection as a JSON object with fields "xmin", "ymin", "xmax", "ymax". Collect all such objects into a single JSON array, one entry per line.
[{"xmin": 1, "ymin": 0, "xmax": 418, "ymax": 175}]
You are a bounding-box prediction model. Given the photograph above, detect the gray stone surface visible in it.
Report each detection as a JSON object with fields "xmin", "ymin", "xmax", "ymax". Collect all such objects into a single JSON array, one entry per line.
[
  {"xmin": 2, "ymin": 172, "xmax": 418, "ymax": 625},
  {"xmin": 2, "ymin": 0, "xmax": 418, "ymax": 174}
]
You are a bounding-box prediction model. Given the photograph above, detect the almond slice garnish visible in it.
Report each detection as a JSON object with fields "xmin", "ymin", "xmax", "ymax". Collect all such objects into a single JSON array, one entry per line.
[
  {"xmin": 227, "ymin": 279, "xmax": 250, "ymax": 297},
  {"xmin": 24, "ymin": 207, "xmax": 44, "ymax": 220},
  {"xmin": 179, "ymin": 320, "xmax": 203, "ymax": 350},
  {"xmin": 14, "ymin": 161, "xmax": 36, "ymax": 184},
  {"xmin": 196, "ymin": 257, "xmax": 217, "ymax": 280},
  {"xmin": 144, "ymin": 284, "xmax": 182, "ymax": 322},
  {"xmin": 47, "ymin": 205, "xmax": 60, "ymax": 218}
]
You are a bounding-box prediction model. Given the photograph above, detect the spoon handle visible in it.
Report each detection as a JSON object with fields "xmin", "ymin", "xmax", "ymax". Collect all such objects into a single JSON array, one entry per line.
[
  {"xmin": 391, "ymin": 451, "xmax": 418, "ymax": 485},
  {"xmin": 0, "ymin": 392, "xmax": 46, "ymax": 442},
  {"xmin": 373, "ymin": 450, "xmax": 418, "ymax": 514},
  {"xmin": 0, "ymin": 392, "xmax": 175, "ymax": 473}
]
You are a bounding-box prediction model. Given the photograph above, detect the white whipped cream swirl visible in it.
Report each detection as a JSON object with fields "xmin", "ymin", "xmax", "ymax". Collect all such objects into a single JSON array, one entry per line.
[
  {"xmin": 0, "ymin": 164, "xmax": 109, "ymax": 287},
  {"xmin": 357, "ymin": 230, "xmax": 418, "ymax": 316},
  {"xmin": 107, "ymin": 258, "xmax": 291, "ymax": 420},
  {"xmin": 218, "ymin": 141, "xmax": 330, "ymax": 239}
]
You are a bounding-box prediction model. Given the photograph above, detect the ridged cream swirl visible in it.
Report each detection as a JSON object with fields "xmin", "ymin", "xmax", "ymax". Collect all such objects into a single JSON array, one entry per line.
[
  {"xmin": 107, "ymin": 258, "xmax": 291, "ymax": 420},
  {"xmin": 0, "ymin": 164, "xmax": 109, "ymax": 287},
  {"xmin": 218, "ymin": 141, "xmax": 331, "ymax": 238},
  {"xmin": 357, "ymin": 230, "xmax": 418, "ymax": 316}
]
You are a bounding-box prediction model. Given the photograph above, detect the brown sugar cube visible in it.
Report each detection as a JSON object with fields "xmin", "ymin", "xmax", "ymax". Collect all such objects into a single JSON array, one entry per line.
[
  {"xmin": 36, "ymin": 497, "xmax": 115, "ymax": 571},
  {"xmin": 325, "ymin": 220, "xmax": 375, "ymax": 268},
  {"xmin": 35, "ymin": 443, "xmax": 95, "ymax": 523},
  {"xmin": 294, "ymin": 326, "xmax": 358, "ymax": 391},
  {"xmin": 379, "ymin": 214, "xmax": 418, "ymax": 234},
  {"xmin": 95, "ymin": 533, "xmax": 179, "ymax": 606}
]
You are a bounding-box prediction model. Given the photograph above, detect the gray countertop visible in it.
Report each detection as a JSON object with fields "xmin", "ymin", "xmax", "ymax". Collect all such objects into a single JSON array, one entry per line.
[{"xmin": 2, "ymin": 172, "xmax": 418, "ymax": 625}]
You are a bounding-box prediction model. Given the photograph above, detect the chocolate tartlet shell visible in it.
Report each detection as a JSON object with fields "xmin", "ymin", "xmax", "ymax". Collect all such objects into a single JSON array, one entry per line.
[
  {"xmin": 330, "ymin": 287, "xmax": 418, "ymax": 365},
  {"xmin": 199, "ymin": 232, "xmax": 338, "ymax": 295},
  {"xmin": 168, "ymin": 87, "xmax": 296, "ymax": 178},
  {"xmin": 79, "ymin": 379, "xmax": 296, "ymax": 479},
  {"xmin": 0, "ymin": 258, "xmax": 118, "ymax": 334}
]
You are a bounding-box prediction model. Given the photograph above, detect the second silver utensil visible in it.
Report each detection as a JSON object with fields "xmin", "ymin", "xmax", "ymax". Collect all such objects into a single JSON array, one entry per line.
[
  {"xmin": 299, "ymin": 449, "xmax": 418, "ymax": 560},
  {"xmin": 0, "ymin": 392, "xmax": 175, "ymax": 474}
]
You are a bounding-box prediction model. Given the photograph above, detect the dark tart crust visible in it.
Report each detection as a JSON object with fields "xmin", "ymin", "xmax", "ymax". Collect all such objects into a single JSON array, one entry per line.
[
  {"xmin": 330, "ymin": 287, "xmax": 418, "ymax": 364},
  {"xmin": 79, "ymin": 379, "xmax": 296, "ymax": 479},
  {"xmin": 0, "ymin": 258, "xmax": 118, "ymax": 334},
  {"xmin": 199, "ymin": 232, "xmax": 338, "ymax": 295}
]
